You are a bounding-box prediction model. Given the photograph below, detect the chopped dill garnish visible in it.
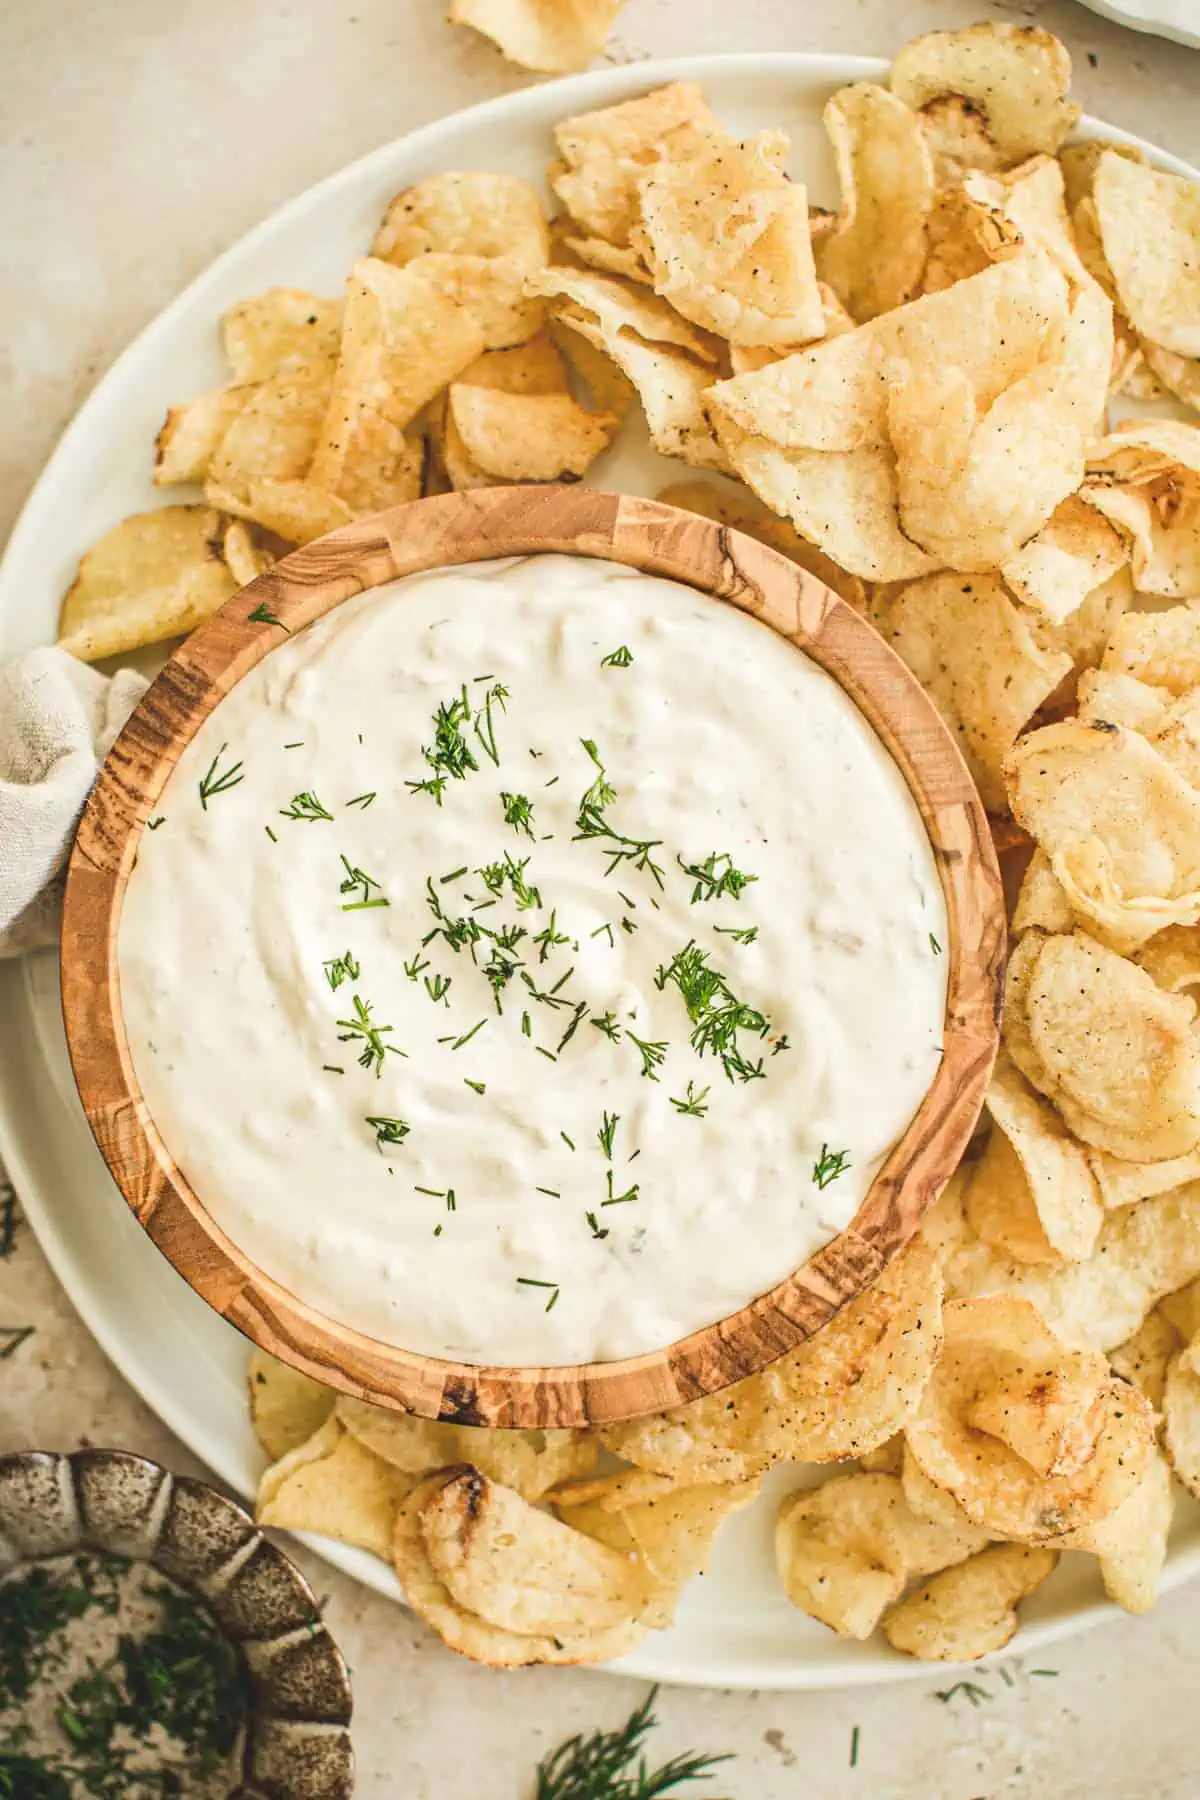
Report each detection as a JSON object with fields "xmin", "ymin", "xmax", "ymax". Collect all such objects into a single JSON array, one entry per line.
[
  {"xmin": 280, "ymin": 790, "xmax": 333, "ymax": 822},
  {"xmin": 451, "ymin": 1019, "xmax": 487, "ymax": 1050},
  {"xmin": 464, "ymin": 1079, "xmax": 486, "ymax": 1095},
  {"xmin": 812, "ymin": 1144, "xmax": 851, "ymax": 1190},
  {"xmin": 929, "ymin": 932, "xmax": 942, "ymax": 955},
  {"xmin": 322, "ymin": 1064, "xmax": 344, "ymax": 1074},
  {"xmin": 714, "ymin": 924, "xmax": 758, "ymax": 945},
  {"xmin": 336, "ymin": 994, "xmax": 401, "ymax": 1076},
  {"xmin": 579, "ymin": 738, "xmax": 617, "ymax": 809},
  {"xmin": 0, "ymin": 1185, "xmax": 17, "ymax": 1260},
  {"xmin": 441, "ymin": 865, "xmax": 469, "ymax": 884},
  {"xmin": 483, "ymin": 944, "xmax": 521, "ymax": 1012},
  {"xmin": 850, "ymin": 1726, "xmax": 860, "ymax": 1769},
  {"xmin": 534, "ymin": 910, "xmax": 570, "ymax": 962},
  {"xmin": 284, "ymin": 741, "xmax": 304, "ymax": 749},
  {"xmin": 146, "ymin": 815, "xmax": 165, "ymax": 831},
  {"xmin": 534, "ymin": 1686, "xmax": 731, "ymax": 1800},
  {"xmin": 501, "ymin": 791, "xmax": 536, "ymax": 838},
  {"xmin": 557, "ymin": 1001, "xmax": 588, "ymax": 1053},
  {"xmin": 603, "ymin": 1171, "xmax": 639, "ymax": 1207},
  {"xmin": 339, "ymin": 854, "xmax": 389, "ymax": 910},
  {"xmin": 560, "ymin": 1131, "xmax": 576, "ymax": 1151},
  {"xmin": 248, "ymin": 599, "xmax": 289, "ymax": 631},
  {"xmin": 477, "ymin": 851, "xmax": 541, "ymax": 911},
  {"xmin": 446, "ymin": 1190, "xmax": 457, "ymax": 1212},
  {"xmin": 621, "ymin": 917, "xmax": 637, "ymax": 935},
  {"xmin": 407, "ymin": 685, "xmax": 479, "ymax": 803},
  {"xmin": 414, "ymin": 1185, "xmax": 443, "ymax": 1197},
  {"xmin": 677, "ymin": 850, "xmax": 758, "ymax": 905},
  {"xmin": 598, "ymin": 1112, "xmax": 619, "ymax": 1160},
  {"xmin": 670, "ymin": 1081, "xmax": 710, "ymax": 1118},
  {"xmin": 346, "ymin": 791, "xmax": 376, "ymax": 809},
  {"xmin": 600, "ymin": 645, "xmax": 634, "ymax": 668},
  {"xmin": 264, "ymin": 824, "xmax": 277, "ymax": 842},
  {"xmin": 521, "ymin": 971, "xmax": 573, "ymax": 1011},
  {"xmin": 574, "ymin": 801, "xmax": 665, "ymax": 889},
  {"xmin": 934, "ymin": 1680, "xmax": 992, "ymax": 1709},
  {"xmin": 772, "ymin": 1034, "xmax": 791, "ymax": 1055},
  {"xmin": 323, "ymin": 949, "xmax": 361, "ymax": 991},
  {"xmin": 424, "ymin": 972, "xmax": 452, "ymax": 1005},
  {"xmin": 404, "ymin": 953, "xmax": 430, "ymax": 981},
  {"xmin": 536, "ymin": 1186, "xmax": 561, "ymax": 1198},
  {"xmin": 0, "ymin": 1324, "xmax": 35, "ymax": 1360},
  {"xmin": 197, "ymin": 743, "xmax": 243, "ymax": 809},
  {"xmin": 536, "ymin": 1046, "xmax": 558, "ymax": 1062},
  {"xmin": 591, "ymin": 1011, "xmax": 622, "ymax": 1043},
  {"xmin": 473, "ymin": 682, "xmax": 509, "ymax": 766},
  {"xmin": 655, "ymin": 940, "xmax": 769, "ymax": 1084},
  {"xmin": 521, "ymin": 1011, "xmax": 532, "ymax": 1038},
  {"xmin": 628, "ymin": 1031, "xmax": 667, "ymax": 1082},
  {"xmin": 585, "ymin": 1211, "xmax": 609, "ymax": 1240},
  {"xmin": 517, "ymin": 1277, "xmax": 559, "ymax": 1312},
  {"xmin": 591, "ymin": 923, "xmax": 615, "ymax": 948},
  {"xmin": 366, "ymin": 1115, "xmax": 410, "ymax": 1150}
]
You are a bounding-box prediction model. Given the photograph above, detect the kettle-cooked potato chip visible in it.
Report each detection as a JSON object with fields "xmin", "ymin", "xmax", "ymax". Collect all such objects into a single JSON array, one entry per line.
[
  {"xmin": 220, "ymin": 289, "xmax": 343, "ymax": 384},
  {"xmin": 1108, "ymin": 1310, "xmax": 1181, "ymax": 1408},
  {"xmin": 1141, "ymin": 341, "xmax": 1200, "ymax": 415},
  {"xmin": 1164, "ymin": 1342, "xmax": 1200, "ymax": 1500},
  {"xmin": 774, "ymin": 1471, "xmax": 990, "ymax": 1640},
  {"xmin": 905, "ymin": 1296, "xmax": 1156, "ymax": 1539},
  {"xmin": 446, "ymin": 384, "xmax": 619, "ymax": 481},
  {"xmin": 397, "ymin": 253, "xmax": 546, "ymax": 350},
  {"xmin": 881, "ymin": 1543, "xmax": 1059, "ymax": 1661},
  {"xmin": 1083, "ymin": 421, "xmax": 1200, "ymax": 599},
  {"xmin": 247, "ymin": 1349, "xmax": 336, "ymax": 1462},
  {"xmin": 1088, "ymin": 1145, "xmax": 1200, "ymax": 1212},
  {"xmin": 257, "ymin": 1416, "xmax": 414, "ymax": 1559},
  {"xmin": 815, "ymin": 84, "xmax": 935, "ymax": 322},
  {"xmin": 57, "ymin": 505, "xmax": 237, "ymax": 662},
  {"xmin": 1005, "ymin": 723, "xmax": 1200, "ymax": 954},
  {"xmin": 1058, "ymin": 1448, "xmax": 1174, "ymax": 1615},
  {"xmin": 208, "ymin": 478, "xmax": 357, "ymax": 545},
  {"xmin": 221, "ymin": 519, "xmax": 275, "ymax": 587},
  {"xmin": 335, "ymin": 1394, "xmax": 595, "ymax": 1499},
  {"xmin": 552, "ymin": 82, "xmax": 718, "ymax": 245},
  {"xmin": 1094, "ymin": 152, "xmax": 1200, "ymax": 360},
  {"xmin": 1000, "ymin": 495, "xmax": 1128, "ymax": 626},
  {"xmin": 889, "ymin": 23, "xmax": 1079, "ymax": 163},
  {"xmin": 965, "ymin": 1057, "xmax": 1103, "ymax": 1265},
  {"xmin": 1059, "ymin": 139, "xmax": 1148, "ymax": 216},
  {"xmin": 918, "ymin": 94, "xmax": 1009, "ymax": 187},
  {"xmin": 920, "ymin": 174, "xmax": 1025, "ymax": 295},
  {"xmin": 1012, "ymin": 848, "xmax": 1076, "ymax": 937},
  {"xmin": 448, "ymin": 0, "xmax": 624, "ymax": 72},
  {"xmin": 372, "ymin": 170, "xmax": 550, "ymax": 272},
  {"xmin": 1005, "ymin": 929, "xmax": 1200, "ymax": 1160},
  {"xmin": 154, "ymin": 383, "xmax": 257, "ymax": 487},
  {"xmin": 208, "ymin": 357, "xmax": 335, "ymax": 500},
  {"xmin": 1101, "ymin": 603, "xmax": 1200, "ymax": 696}
]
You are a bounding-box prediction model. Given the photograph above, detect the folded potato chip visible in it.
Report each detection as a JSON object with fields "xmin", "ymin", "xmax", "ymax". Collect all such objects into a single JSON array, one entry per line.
[
  {"xmin": 1083, "ymin": 421, "xmax": 1200, "ymax": 599},
  {"xmin": 965, "ymin": 1057, "xmax": 1103, "ymax": 1265},
  {"xmin": 552, "ymin": 83, "xmax": 718, "ymax": 245},
  {"xmin": 208, "ymin": 357, "xmax": 334, "ymax": 500},
  {"xmin": 876, "ymin": 571, "xmax": 1071, "ymax": 811},
  {"xmin": 774, "ymin": 1472, "xmax": 990, "ymax": 1640},
  {"xmin": 655, "ymin": 478, "xmax": 867, "ymax": 610},
  {"xmin": 58, "ymin": 505, "xmax": 237, "ymax": 662},
  {"xmin": 881, "ymin": 1543, "xmax": 1059, "ymax": 1661},
  {"xmin": 905, "ymin": 1296, "xmax": 1155, "ymax": 1539},
  {"xmin": 920, "ymin": 174, "xmax": 1024, "ymax": 295},
  {"xmin": 815, "ymin": 84, "xmax": 934, "ymax": 323},
  {"xmin": 393, "ymin": 1472, "xmax": 648, "ymax": 1667},
  {"xmin": 633, "ymin": 124, "xmax": 824, "ymax": 347},
  {"xmin": 247, "ymin": 1349, "xmax": 336, "ymax": 1462},
  {"xmin": 917, "ymin": 94, "xmax": 1009, "ymax": 187},
  {"xmin": 1160, "ymin": 1278, "xmax": 1200, "ymax": 1344},
  {"xmin": 448, "ymin": 0, "xmax": 625, "ymax": 73},
  {"xmin": 372, "ymin": 171, "xmax": 549, "ymax": 272},
  {"xmin": 1141, "ymin": 341, "xmax": 1200, "ymax": 415},
  {"xmin": 1000, "ymin": 496, "xmax": 1128, "ymax": 626},
  {"xmin": 1101, "ymin": 603, "xmax": 1200, "ymax": 696},
  {"xmin": 257, "ymin": 1416, "xmax": 414, "ymax": 1559},
  {"xmin": 602, "ymin": 1238, "xmax": 943, "ymax": 1481},
  {"xmin": 889, "ymin": 23, "xmax": 1079, "ymax": 162},
  {"xmin": 557, "ymin": 230, "xmax": 653, "ymax": 285},
  {"xmin": 154, "ymin": 384, "xmax": 256, "ymax": 487},
  {"xmin": 1108, "ymin": 1309, "xmax": 1181, "ymax": 1408},
  {"xmin": 1005, "ymin": 723, "xmax": 1200, "ymax": 954},
  {"xmin": 1059, "ymin": 139, "xmax": 1148, "ymax": 216},
  {"xmin": 446, "ymin": 384, "xmax": 618, "ymax": 482},
  {"xmin": 529, "ymin": 264, "xmax": 720, "ymax": 361},
  {"xmin": 335, "ymin": 1394, "xmax": 594, "ymax": 1499},
  {"xmin": 221, "ymin": 520, "xmax": 275, "ymax": 587},
  {"xmin": 1089, "ymin": 1144, "xmax": 1200, "ymax": 1212},
  {"xmin": 1094, "ymin": 152, "xmax": 1200, "ymax": 360},
  {"xmin": 1058, "ymin": 1448, "xmax": 1174, "ymax": 1615},
  {"xmin": 208, "ymin": 478, "xmax": 357, "ymax": 545},
  {"xmin": 553, "ymin": 310, "xmax": 723, "ymax": 469},
  {"xmin": 1011, "ymin": 848, "xmax": 1075, "ymax": 937},
  {"xmin": 220, "ymin": 289, "xmax": 343, "ymax": 384}
]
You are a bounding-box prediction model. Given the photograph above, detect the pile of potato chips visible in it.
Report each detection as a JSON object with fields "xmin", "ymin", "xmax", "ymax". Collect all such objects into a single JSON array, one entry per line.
[{"xmin": 58, "ymin": 18, "xmax": 1200, "ymax": 1664}]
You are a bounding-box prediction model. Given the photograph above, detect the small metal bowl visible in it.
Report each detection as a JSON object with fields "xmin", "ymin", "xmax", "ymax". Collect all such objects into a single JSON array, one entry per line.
[{"xmin": 0, "ymin": 1448, "xmax": 354, "ymax": 1800}]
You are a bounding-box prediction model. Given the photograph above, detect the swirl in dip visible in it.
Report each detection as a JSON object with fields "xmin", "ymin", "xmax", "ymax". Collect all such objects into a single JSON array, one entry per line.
[{"xmin": 119, "ymin": 554, "xmax": 948, "ymax": 1365}]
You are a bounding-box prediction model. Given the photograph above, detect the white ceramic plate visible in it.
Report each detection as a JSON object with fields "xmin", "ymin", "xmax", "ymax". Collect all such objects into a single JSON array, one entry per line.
[
  {"xmin": 3, "ymin": 52, "xmax": 1199, "ymax": 1690},
  {"xmin": 1078, "ymin": 0, "xmax": 1200, "ymax": 51}
]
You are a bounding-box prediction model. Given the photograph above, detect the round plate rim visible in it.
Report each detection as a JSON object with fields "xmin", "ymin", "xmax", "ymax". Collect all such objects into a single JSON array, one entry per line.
[{"xmin": 3, "ymin": 45, "xmax": 1199, "ymax": 1687}]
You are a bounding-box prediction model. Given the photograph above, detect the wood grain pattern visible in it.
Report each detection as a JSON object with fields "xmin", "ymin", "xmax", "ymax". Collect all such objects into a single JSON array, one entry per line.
[{"xmin": 60, "ymin": 487, "xmax": 1005, "ymax": 1429}]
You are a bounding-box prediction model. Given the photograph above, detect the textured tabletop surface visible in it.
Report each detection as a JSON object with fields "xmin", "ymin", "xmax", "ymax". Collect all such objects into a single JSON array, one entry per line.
[{"xmin": 1, "ymin": 1, "xmax": 1198, "ymax": 1794}]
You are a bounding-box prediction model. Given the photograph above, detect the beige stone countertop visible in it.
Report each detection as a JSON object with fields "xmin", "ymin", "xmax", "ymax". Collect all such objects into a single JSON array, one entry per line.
[{"xmin": 2, "ymin": 1, "xmax": 1199, "ymax": 1793}]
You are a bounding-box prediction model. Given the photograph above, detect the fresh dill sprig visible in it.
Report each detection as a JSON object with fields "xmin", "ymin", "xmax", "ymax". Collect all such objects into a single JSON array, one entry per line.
[
  {"xmin": 586, "ymin": 1211, "xmax": 609, "ymax": 1241},
  {"xmin": 580, "ymin": 738, "xmax": 617, "ymax": 809},
  {"xmin": 771, "ymin": 1034, "xmax": 791, "ymax": 1056},
  {"xmin": 574, "ymin": 802, "xmax": 665, "ymax": 889},
  {"xmin": 600, "ymin": 645, "xmax": 634, "ymax": 668},
  {"xmin": 473, "ymin": 682, "xmax": 509, "ymax": 766},
  {"xmin": 655, "ymin": 940, "xmax": 769, "ymax": 1085},
  {"xmin": 483, "ymin": 944, "xmax": 522, "ymax": 1013},
  {"xmin": 628, "ymin": 1031, "xmax": 667, "ymax": 1081},
  {"xmin": 450, "ymin": 1019, "xmax": 487, "ymax": 1050},
  {"xmin": 248, "ymin": 599, "xmax": 289, "ymax": 631},
  {"xmin": 517, "ymin": 1277, "xmax": 559, "ymax": 1312},
  {"xmin": 198, "ymin": 743, "xmax": 243, "ymax": 809},
  {"xmin": 534, "ymin": 910, "xmax": 571, "ymax": 962},
  {"xmin": 560, "ymin": 1131, "xmax": 576, "ymax": 1151},
  {"xmin": 336, "ymin": 994, "xmax": 401, "ymax": 1076},
  {"xmin": 670, "ymin": 1081, "xmax": 710, "ymax": 1118},
  {"xmin": 464, "ymin": 1079, "xmax": 486, "ymax": 1095},
  {"xmin": 501, "ymin": 791, "xmax": 536, "ymax": 838},
  {"xmin": 0, "ymin": 1324, "xmax": 34, "ymax": 1360},
  {"xmin": 713, "ymin": 924, "xmax": 758, "ymax": 945},
  {"xmin": 146, "ymin": 815, "xmax": 165, "ymax": 831},
  {"xmin": 323, "ymin": 949, "xmax": 361, "ymax": 992},
  {"xmin": 598, "ymin": 1112, "xmax": 619, "ymax": 1160},
  {"xmin": 591, "ymin": 923, "xmax": 615, "ymax": 948},
  {"xmin": 929, "ymin": 932, "xmax": 942, "ymax": 955},
  {"xmin": 477, "ymin": 851, "xmax": 542, "ymax": 911},
  {"xmin": 557, "ymin": 1001, "xmax": 589, "ymax": 1053},
  {"xmin": 424, "ymin": 972, "xmax": 452, "ymax": 1005},
  {"xmin": 521, "ymin": 970, "xmax": 573, "ymax": 1011},
  {"xmin": 407, "ymin": 685, "xmax": 479, "ymax": 803},
  {"xmin": 812, "ymin": 1145, "xmax": 851, "ymax": 1190},
  {"xmin": 591, "ymin": 1011, "xmax": 622, "ymax": 1043},
  {"xmin": 346, "ymin": 791, "xmax": 376, "ymax": 809},
  {"xmin": 603, "ymin": 1171, "xmax": 639, "ymax": 1207},
  {"xmin": 404, "ymin": 953, "xmax": 430, "ymax": 981},
  {"xmin": 280, "ymin": 790, "xmax": 333, "ymax": 822},
  {"xmin": 339, "ymin": 854, "xmax": 389, "ymax": 911},
  {"xmin": 535, "ymin": 1687, "xmax": 731, "ymax": 1800},
  {"xmin": 366, "ymin": 1115, "xmax": 410, "ymax": 1150},
  {"xmin": 677, "ymin": 850, "xmax": 758, "ymax": 905}
]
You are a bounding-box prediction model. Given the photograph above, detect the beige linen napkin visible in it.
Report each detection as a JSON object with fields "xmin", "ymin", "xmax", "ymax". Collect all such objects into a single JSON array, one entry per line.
[{"xmin": 0, "ymin": 647, "xmax": 147, "ymax": 956}]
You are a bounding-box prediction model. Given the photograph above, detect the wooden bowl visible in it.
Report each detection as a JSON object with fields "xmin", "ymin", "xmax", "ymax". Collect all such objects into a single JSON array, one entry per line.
[{"xmin": 61, "ymin": 487, "xmax": 1004, "ymax": 1429}]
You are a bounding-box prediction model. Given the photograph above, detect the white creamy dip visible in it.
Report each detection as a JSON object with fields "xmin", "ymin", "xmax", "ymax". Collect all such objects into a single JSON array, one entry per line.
[{"xmin": 119, "ymin": 554, "xmax": 947, "ymax": 1365}]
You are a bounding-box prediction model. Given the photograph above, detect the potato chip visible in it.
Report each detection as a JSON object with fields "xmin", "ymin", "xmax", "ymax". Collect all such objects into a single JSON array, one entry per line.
[
  {"xmin": 419, "ymin": 1466, "xmax": 649, "ymax": 1636},
  {"xmin": 247, "ymin": 1350, "xmax": 336, "ymax": 1462},
  {"xmin": 656, "ymin": 478, "xmax": 867, "ymax": 610},
  {"xmin": 257, "ymin": 1416, "xmax": 413, "ymax": 1559},
  {"xmin": 1000, "ymin": 497, "xmax": 1127, "ymax": 627},
  {"xmin": 1012, "ymin": 849, "xmax": 1075, "ymax": 937},
  {"xmin": 881, "ymin": 1544, "xmax": 1059, "ymax": 1661},
  {"xmin": 602, "ymin": 1238, "xmax": 943, "ymax": 1481},
  {"xmin": 989, "ymin": 154, "xmax": 1096, "ymax": 288},
  {"xmin": 1058, "ymin": 139, "xmax": 1147, "ymax": 216},
  {"xmin": 552, "ymin": 83, "xmax": 718, "ymax": 245},
  {"xmin": 448, "ymin": 0, "xmax": 624, "ymax": 73},
  {"xmin": 456, "ymin": 331, "xmax": 570, "ymax": 396},
  {"xmin": 920, "ymin": 175, "xmax": 1024, "ymax": 295},
  {"xmin": 1108, "ymin": 1310, "xmax": 1181, "ymax": 1409},
  {"xmin": 529, "ymin": 264, "xmax": 720, "ymax": 361},
  {"xmin": 965, "ymin": 1058, "xmax": 1102, "ymax": 1265},
  {"xmin": 209, "ymin": 478, "xmax": 356, "ymax": 545},
  {"xmin": 1083, "ymin": 422, "xmax": 1200, "ymax": 599},
  {"xmin": 58, "ymin": 505, "xmax": 236, "ymax": 662},
  {"xmin": 154, "ymin": 384, "xmax": 256, "ymax": 487},
  {"xmin": 1060, "ymin": 1448, "xmax": 1174, "ymax": 1615},
  {"xmin": 310, "ymin": 259, "xmax": 483, "ymax": 504},
  {"xmin": 1164, "ymin": 1346, "xmax": 1200, "ymax": 1500},
  {"xmin": 221, "ymin": 520, "xmax": 275, "ymax": 587},
  {"xmin": 948, "ymin": 1179, "xmax": 1200, "ymax": 1352},
  {"xmin": 876, "ymin": 572, "xmax": 1071, "ymax": 811},
  {"xmin": 554, "ymin": 311, "xmax": 723, "ymax": 468},
  {"xmin": 858, "ymin": 1437, "xmax": 905, "ymax": 1476},
  {"xmin": 633, "ymin": 125, "xmax": 824, "ymax": 347},
  {"xmin": 889, "ymin": 23, "xmax": 1079, "ymax": 162},
  {"xmin": 446, "ymin": 384, "xmax": 618, "ymax": 481},
  {"xmin": 1005, "ymin": 929, "xmax": 1200, "ymax": 1159},
  {"xmin": 335, "ymin": 1395, "xmax": 594, "ymax": 1499},
  {"xmin": 899, "ymin": 1444, "xmax": 979, "ymax": 1533},
  {"xmin": 774, "ymin": 1472, "xmax": 990, "ymax": 1640},
  {"xmin": 220, "ymin": 289, "xmax": 343, "ymax": 383},
  {"xmin": 559, "ymin": 233, "xmax": 653, "ymax": 285},
  {"xmin": 1141, "ymin": 341, "xmax": 1200, "ymax": 415},
  {"xmin": 1075, "ymin": 669, "xmax": 1165, "ymax": 736},
  {"xmin": 813, "ymin": 84, "xmax": 934, "ymax": 322},
  {"xmin": 208, "ymin": 357, "xmax": 334, "ymax": 499},
  {"xmin": 1094, "ymin": 152, "xmax": 1200, "ymax": 360},
  {"xmin": 917, "ymin": 95, "xmax": 1009, "ymax": 187},
  {"xmin": 1160, "ymin": 1278, "xmax": 1200, "ymax": 1345},
  {"xmin": 372, "ymin": 171, "xmax": 549, "ymax": 272},
  {"xmin": 399, "ymin": 252, "xmax": 545, "ymax": 350},
  {"xmin": 905, "ymin": 1296, "xmax": 1155, "ymax": 1539},
  {"xmin": 1101, "ymin": 603, "xmax": 1200, "ymax": 696},
  {"xmin": 891, "ymin": 281, "xmax": 1112, "ymax": 570},
  {"xmin": 1005, "ymin": 723, "xmax": 1200, "ymax": 955},
  {"xmin": 1089, "ymin": 1146, "xmax": 1200, "ymax": 1213}
]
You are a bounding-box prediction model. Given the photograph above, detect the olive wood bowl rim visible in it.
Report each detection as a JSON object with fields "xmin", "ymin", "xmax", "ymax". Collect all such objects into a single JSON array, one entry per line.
[{"xmin": 60, "ymin": 486, "xmax": 1004, "ymax": 1429}]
